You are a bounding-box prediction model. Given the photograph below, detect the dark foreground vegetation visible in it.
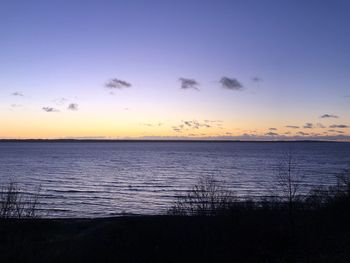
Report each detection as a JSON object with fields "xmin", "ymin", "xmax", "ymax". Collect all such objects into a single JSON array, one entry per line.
[
  {"xmin": 0, "ymin": 203, "xmax": 350, "ymax": 262},
  {"xmin": 1, "ymin": 157, "xmax": 350, "ymax": 262}
]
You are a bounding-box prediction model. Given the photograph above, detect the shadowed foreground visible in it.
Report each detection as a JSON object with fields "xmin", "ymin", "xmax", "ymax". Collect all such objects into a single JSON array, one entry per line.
[{"xmin": 1, "ymin": 206, "xmax": 350, "ymax": 263}]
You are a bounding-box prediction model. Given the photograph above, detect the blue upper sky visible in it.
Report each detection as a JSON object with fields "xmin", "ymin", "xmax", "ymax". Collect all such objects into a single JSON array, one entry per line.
[{"xmin": 1, "ymin": 0, "xmax": 349, "ymax": 140}]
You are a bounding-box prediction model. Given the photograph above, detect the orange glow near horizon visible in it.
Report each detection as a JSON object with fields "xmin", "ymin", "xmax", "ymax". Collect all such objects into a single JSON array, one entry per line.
[{"xmin": 1, "ymin": 110, "xmax": 349, "ymax": 140}]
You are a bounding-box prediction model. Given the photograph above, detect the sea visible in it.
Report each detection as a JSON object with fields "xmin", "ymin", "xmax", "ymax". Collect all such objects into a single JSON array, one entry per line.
[{"xmin": 0, "ymin": 141, "xmax": 349, "ymax": 217}]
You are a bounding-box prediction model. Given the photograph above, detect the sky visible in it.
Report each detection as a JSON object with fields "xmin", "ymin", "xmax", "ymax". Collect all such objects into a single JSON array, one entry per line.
[{"xmin": 1, "ymin": 0, "xmax": 350, "ymax": 140}]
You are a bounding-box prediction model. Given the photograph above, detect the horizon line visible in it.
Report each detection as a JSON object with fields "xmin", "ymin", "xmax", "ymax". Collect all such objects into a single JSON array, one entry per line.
[{"xmin": 0, "ymin": 139, "xmax": 346, "ymax": 143}]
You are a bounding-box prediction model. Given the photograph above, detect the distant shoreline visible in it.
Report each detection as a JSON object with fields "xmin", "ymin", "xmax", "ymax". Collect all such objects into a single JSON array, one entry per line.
[{"xmin": 0, "ymin": 139, "xmax": 345, "ymax": 143}]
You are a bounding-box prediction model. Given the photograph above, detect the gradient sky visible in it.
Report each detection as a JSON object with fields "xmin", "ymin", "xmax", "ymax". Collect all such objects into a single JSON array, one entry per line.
[{"xmin": 1, "ymin": 0, "xmax": 350, "ymax": 140}]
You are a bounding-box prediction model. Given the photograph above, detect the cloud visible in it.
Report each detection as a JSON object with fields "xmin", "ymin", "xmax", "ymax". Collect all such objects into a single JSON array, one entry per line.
[
  {"xmin": 172, "ymin": 120, "xmax": 214, "ymax": 133},
  {"xmin": 320, "ymin": 114, "xmax": 338, "ymax": 119},
  {"xmin": 10, "ymin": 104, "xmax": 22, "ymax": 108},
  {"xmin": 42, "ymin": 107, "xmax": 59, "ymax": 112},
  {"xmin": 266, "ymin": 132, "xmax": 278, "ymax": 136},
  {"xmin": 172, "ymin": 126, "xmax": 182, "ymax": 133},
  {"xmin": 182, "ymin": 120, "xmax": 211, "ymax": 129},
  {"xmin": 329, "ymin": 124, "xmax": 349, "ymax": 128},
  {"xmin": 303, "ymin": 123, "xmax": 313, "ymax": 129},
  {"xmin": 252, "ymin": 77, "xmax": 262, "ymax": 82},
  {"xmin": 269, "ymin": 128, "xmax": 277, "ymax": 131},
  {"xmin": 105, "ymin": 78, "xmax": 132, "ymax": 89},
  {"xmin": 12, "ymin": 92, "xmax": 24, "ymax": 97},
  {"xmin": 297, "ymin": 131, "xmax": 309, "ymax": 136},
  {"xmin": 219, "ymin": 77, "xmax": 243, "ymax": 90},
  {"xmin": 140, "ymin": 123, "xmax": 154, "ymax": 127},
  {"xmin": 286, "ymin": 125, "xmax": 300, "ymax": 129},
  {"xmin": 204, "ymin": 120, "xmax": 223, "ymax": 123},
  {"xmin": 328, "ymin": 129, "xmax": 344, "ymax": 134},
  {"xmin": 310, "ymin": 132, "xmax": 321, "ymax": 136},
  {"xmin": 53, "ymin": 97, "xmax": 68, "ymax": 106},
  {"xmin": 183, "ymin": 121, "xmax": 192, "ymax": 127},
  {"xmin": 140, "ymin": 122, "xmax": 162, "ymax": 127},
  {"xmin": 316, "ymin": 123, "xmax": 326, "ymax": 128},
  {"xmin": 137, "ymin": 134, "xmax": 350, "ymax": 141},
  {"xmin": 67, "ymin": 103, "xmax": 78, "ymax": 111},
  {"xmin": 179, "ymin": 78, "xmax": 199, "ymax": 90}
]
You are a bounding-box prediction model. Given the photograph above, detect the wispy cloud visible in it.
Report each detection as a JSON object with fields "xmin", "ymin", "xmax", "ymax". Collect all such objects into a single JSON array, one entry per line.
[
  {"xmin": 171, "ymin": 120, "xmax": 215, "ymax": 133},
  {"xmin": 252, "ymin": 77, "xmax": 262, "ymax": 83},
  {"xmin": 12, "ymin": 92, "xmax": 24, "ymax": 97},
  {"xmin": 297, "ymin": 131, "xmax": 309, "ymax": 136},
  {"xmin": 204, "ymin": 120, "xmax": 223, "ymax": 123},
  {"xmin": 316, "ymin": 123, "xmax": 326, "ymax": 128},
  {"xmin": 172, "ymin": 126, "xmax": 182, "ymax": 133},
  {"xmin": 219, "ymin": 77, "xmax": 243, "ymax": 90},
  {"xmin": 53, "ymin": 97, "xmax": 68, "ymax": 106},
  {"xmin": 140, "ymin": 123, "xmax": 154, "ymax": 127},
  {"xmin": 269, "ymin": 128, "xmax": 277, "ymax": 131},
  {"xmin": 140, "ymin": 122, "xmax": 163, "ymax": 127},
  {"xmin": 179, "ymin": 78, "xmax": 199, "ymax": 90},
  {"xmin": 303, "ymin": 123, "xmax": 313, "ymax": 129},
  {"xmin": 67, "ymin": 103, "xmax": 78, "ymax": 111},
  {"xmin": 328, "ymin": 129, "xmax": 345, "ymax": 134},
  {"xmin": 137, "ymin": 134, "xmax": 350, "ymax": 141},
  {"xmin": 266, "ymin": 132, "xmax": 278, "ymax": 136},
  {"xmin": 320, "ymin": 114, "xmax": 338, "ymax": 119},
  {"xmin": 10, "ymin": 104, "xmax": 22, "ymax": 109},
  {"xmin": 183, "ymin": 121, "xmax": 192, "ymax": 127},
  {"xmin": 329, "ymin": 124, "xmax": 349, "ymax": 128},
  {"xmin": 182, "ymin": 120, "xmax": 211, "ymax": 129},
  {"xmin": 42, "ymin": 107, "xmax": 60, "ymax": 112},
  {"xmin": 105, "ymin": 78, "xmax": 132, "ymax": 89},
  {"xmin": 286, "ymin": 125, "xmax": 300, "ymax": 129}
]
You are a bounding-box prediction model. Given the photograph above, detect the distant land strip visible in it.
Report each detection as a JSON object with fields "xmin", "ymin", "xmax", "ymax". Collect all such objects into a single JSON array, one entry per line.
[{"xmin": 0, "ymin": 139, "xmax": 342, "ymax": 143}]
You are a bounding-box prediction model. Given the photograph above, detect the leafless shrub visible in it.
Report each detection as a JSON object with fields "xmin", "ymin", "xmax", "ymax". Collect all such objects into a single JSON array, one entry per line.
[
  {"xmin": 335, "ymin": 169, "xmax": 350, "ymax": 197},
  {"xmin": 168, "ymin": 175, "xmax": 235, "ymax": 216},
  {"xmin": 273, "ymin": 150, "xmax": 305, "ymax": 211},
  {"xmin": 0, "ymin": 182, "xmax": 41, "ymax": 219},
  {"xmin": 259, "ymin": 195, "xmax": 283, "ymax": 210},
  {"xmin": 305, "ymin": 186, "xmax": 330, "ymax": 209},
  {"xmin": 318, "ymin": 169, "xmax": 350, "ymax": 207},
  {"xmin": 269, "ymin": 150, "xmax": 307, "ymax": 235}
]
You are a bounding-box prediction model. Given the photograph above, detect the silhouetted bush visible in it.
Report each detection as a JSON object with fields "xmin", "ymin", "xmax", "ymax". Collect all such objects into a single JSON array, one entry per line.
[
  {"xmin": 334, "ymin": 169, "xmax": 350, "ymax": 197},
  {"xmin": 168, "ymin": 175, "xmax": 235, "ymax": 216},
  {"xmin": 0, "ymin": 182, "xmax": 41, "ymax": 219},
  {"xmin": 169, "ymin": 163, "xmax": 350, "ymax": 218},
  {"xmin": 272, "ymin": 151, "xmax": 306, "ymax": 209},
  {"xmin": 304, "ymin": 186, "xmax": 330, "ymax": 209}
]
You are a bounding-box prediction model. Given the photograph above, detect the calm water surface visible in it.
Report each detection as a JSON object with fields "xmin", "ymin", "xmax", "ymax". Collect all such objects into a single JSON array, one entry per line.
[{"xmin": 0, "ymin": 142, "xmax": 349, "ymax": 217}]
